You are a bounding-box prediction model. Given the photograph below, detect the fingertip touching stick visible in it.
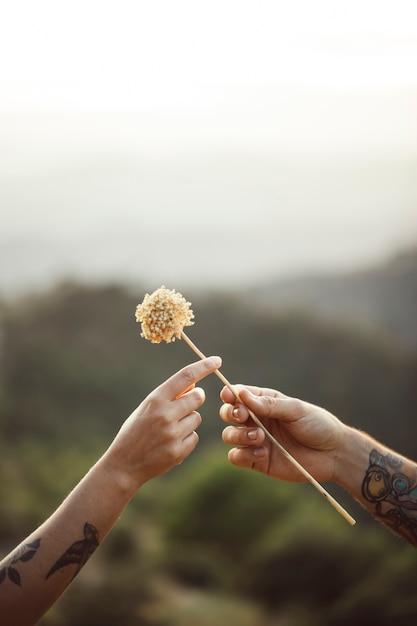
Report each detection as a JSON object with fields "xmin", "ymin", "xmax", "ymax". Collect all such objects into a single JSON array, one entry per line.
[{"xmin": 135, "ymin": 286, "xmax": 356, "ymax": 526}]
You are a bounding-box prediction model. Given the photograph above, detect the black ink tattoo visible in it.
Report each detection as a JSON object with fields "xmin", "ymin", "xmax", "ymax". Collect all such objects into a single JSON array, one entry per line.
[
  {"xmin": 0, "ymin": 539, "xmax": 41, "ymax": 586},
  {"xmin": 46, "ymin": 522, "xmax": 99, "ymax": 581},
  {"xmin": 362, "ymin": 448, "xmax": 417, "ymax": 545}
]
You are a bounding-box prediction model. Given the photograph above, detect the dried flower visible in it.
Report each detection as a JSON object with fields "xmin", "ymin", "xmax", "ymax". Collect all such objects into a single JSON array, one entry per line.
[
  {"xmin": 133, "ymin": 285, "xmax": 355, "ymax": 525},
  {"xmin": 135, "ymin": 285, "xmax": 194, "ymax": 343}
]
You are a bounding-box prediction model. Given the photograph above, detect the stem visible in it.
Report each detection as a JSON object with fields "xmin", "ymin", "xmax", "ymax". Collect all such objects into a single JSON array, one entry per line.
[{"xmin": 181, "ymin": 330, "xmax": 356, "ymax": 526}]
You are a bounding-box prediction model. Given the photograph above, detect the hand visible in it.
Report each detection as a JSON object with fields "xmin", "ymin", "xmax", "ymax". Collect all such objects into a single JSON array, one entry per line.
[
  {"xmin": 103, "ymin": 356, "xmax": 222, "ymax": 490},
  {"xmin": 220, "ymin": 385, "xmax": 347, "ymax": 484}
]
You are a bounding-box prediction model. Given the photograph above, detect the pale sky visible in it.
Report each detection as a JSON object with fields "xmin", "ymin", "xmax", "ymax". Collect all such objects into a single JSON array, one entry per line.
[
  {"xmin": 1, "ymin": 0, "xmax": 417, "ymax": 294},
  {"xmin": 1, "ymin": 0, "xmax": 417, "ymax": 110},
  {"xmin": 1, "ymin": 0, "xmax": 417, "ymax": 165}
]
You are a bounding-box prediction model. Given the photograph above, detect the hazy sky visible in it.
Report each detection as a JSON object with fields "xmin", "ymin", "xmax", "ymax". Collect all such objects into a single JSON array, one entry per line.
[
  {"xmin": 1, "ymin": 0, "xmax": 417, "ymax": 293},
  {"xmin": 2, "ymin": 0, "xmax": 417, "ymax": 108}
]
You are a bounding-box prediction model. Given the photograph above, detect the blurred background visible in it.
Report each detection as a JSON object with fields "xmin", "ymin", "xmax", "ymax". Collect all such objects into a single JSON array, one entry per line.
[{"xmin": 1, "ymin": 1, "xmax": 417, "ymax": 624}]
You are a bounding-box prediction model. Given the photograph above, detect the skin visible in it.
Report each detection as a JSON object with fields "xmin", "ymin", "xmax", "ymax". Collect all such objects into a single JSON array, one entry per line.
[
  {"xmin": 0, "ymin": 356, "xmax": 221, "ymax": 626},
  {"xmin": 220, "ymin": 384, "xmax": 417, "ymax": 545}
]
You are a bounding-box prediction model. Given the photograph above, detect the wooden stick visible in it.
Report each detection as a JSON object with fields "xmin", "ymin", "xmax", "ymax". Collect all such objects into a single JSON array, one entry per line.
[{"xmin": 181, "ymin": 330, "xmax": 356, "ymax": 526}]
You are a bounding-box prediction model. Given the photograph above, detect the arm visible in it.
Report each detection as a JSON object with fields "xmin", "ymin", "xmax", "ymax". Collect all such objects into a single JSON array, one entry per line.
[
  {"xmin": 220, "ymin": 385, "xmax": 417, "ymax": 546},
  {"xmin": 0, "ymin": 355, "xmax": 221, "ymax": 626}
]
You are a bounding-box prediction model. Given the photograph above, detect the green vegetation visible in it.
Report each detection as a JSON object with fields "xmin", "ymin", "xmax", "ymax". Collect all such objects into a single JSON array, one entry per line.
[{"xmin": 0, "ymin": 278, "xmax": 416, "ymax": 625}]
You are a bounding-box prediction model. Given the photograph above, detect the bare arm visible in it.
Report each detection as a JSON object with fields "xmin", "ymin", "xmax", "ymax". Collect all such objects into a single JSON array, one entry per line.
[
  {"xmin": 0, "ymin": 356, "xmax": 221, "ymax": 626},
  {"xmin": 336, "ymin": 427, "xmax": 417, "ymax": 545},
  {"xmin": 220, "ymin": 385, "xmax": 417, "ymax": 545}
]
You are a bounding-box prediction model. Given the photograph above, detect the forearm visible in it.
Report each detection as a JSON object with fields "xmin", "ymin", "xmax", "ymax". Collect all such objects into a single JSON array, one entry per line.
[
  {"xmin": 335, "ymin": 427, "xmax": 417, "ymax": 546},
  {"xmin": 0, "ymin": 455, "xmax": 137, "ymax": 626},
  {"xmin": 0, "ymin": 357, "xmax": 217, "ymax": 625}
]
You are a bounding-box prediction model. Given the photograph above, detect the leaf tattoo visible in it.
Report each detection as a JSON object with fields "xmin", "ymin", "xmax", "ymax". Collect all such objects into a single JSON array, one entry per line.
[
  {"xmin": 0, "ymin": 539, "xmax": 42, "ymax": 586},
  {"xmin": 7, "ymin": 567, "xmax": 21, "ymax": 586}
]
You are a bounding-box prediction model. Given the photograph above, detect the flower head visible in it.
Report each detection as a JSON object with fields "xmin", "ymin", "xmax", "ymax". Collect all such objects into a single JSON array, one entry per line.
[{"xmin": 135, "ymin": 286, "xmax": 194, "ymax": 343}]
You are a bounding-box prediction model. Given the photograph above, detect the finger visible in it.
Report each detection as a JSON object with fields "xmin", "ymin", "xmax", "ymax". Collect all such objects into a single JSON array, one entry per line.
[
  {"xmin": 162, "ymin": 356, "xmax": 222, "ymax": 399},
  {"xmin": 173, "ymin": 387, "xmax": 206, "ymax": 420},
  {"xmin": 227, "ymin": 445, "xmax": 268, "ymax": 469},
  {"xmin": 222, "ymin": 425, "xmax": 265, "ymax": 446},
  {"xmin": 220, "ymin": 384, "xmax": 263, "ymax": 404},
  {"xmin": 238, "ymin": 388, "xmax": 303, "ymax": 423},
  {"xmin": 220, "ymin": 385, "xmax": 286, "ymax": 408},
  {"xmin": 179, "ymin": 409, "xmax": 203, "ymax": 433},
  {"xmin": 176, "ymin": 412, "xmax": 202, "ymax": 461},
  {"xmin": 176, "ymin": 383, "xmax": 195, "ymax": 399},
  {"xmin": 219, "ymin": 402, "xmax": 250, "ymax": 424},
  {"xmin": 178, "ymin": 430, "xmax": 200, "ymax": 463}
]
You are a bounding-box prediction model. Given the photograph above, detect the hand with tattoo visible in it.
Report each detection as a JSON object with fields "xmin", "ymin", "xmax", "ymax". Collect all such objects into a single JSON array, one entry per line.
[
  {"xmin": 220, "ymin": 384, "xmax": 417, "ymax": 545},
  {"xmin": 220, "ymin": 385, "xmax": 346, "ymax": 484},
  {"xmin": 0, "ymin": 356, "xmax": 221, "ymax": 626}
]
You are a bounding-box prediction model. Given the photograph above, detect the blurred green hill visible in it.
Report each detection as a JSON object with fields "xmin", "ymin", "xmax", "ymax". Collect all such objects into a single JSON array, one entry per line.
[
  {"xmin": 0, "ymin": 250, "xmax": 417, "ymax": 625},
  {"xmin": 251, "ymin": 246, "xmax": 417, "ymax": 347},
  {"xmin": 0, "ymin": 248, "xmax": 416, "ymax": 456}
]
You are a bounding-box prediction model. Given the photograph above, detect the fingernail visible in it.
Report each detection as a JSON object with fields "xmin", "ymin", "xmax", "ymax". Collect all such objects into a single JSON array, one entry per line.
[
  {"xmin": 210, "ymin": 356, "xmax": 222, "ymax": 368},
  {"xmin": 247, "ymin": 429, "xmax": 258, "ymax": 440},
  {"xmin": 232, "ymin": 407, "xmax": 240, "ymax": 421}
]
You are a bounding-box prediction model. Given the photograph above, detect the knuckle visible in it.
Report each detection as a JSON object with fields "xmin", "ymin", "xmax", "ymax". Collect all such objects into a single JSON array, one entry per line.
[
  {"xmin": 165, "ymin": 438, "xmax": 182, "ymax": 464},
  {"xmin": 181, "ymin": 365, "xmax": 196, "ymax": 384},
  {"xmin": 145, "ymin": 395, "xmax": 164, "ymax": 419},
  {"xmin": 290, "ymin": 398, "xmax": 305, "ymax": 417},
  {"xmin": 259, "ymin": 395, "xmax": 274, "ymax": 416},
  {"xmin": 261, "ymin": 395, "xmax": 279, "ymax": 417}
]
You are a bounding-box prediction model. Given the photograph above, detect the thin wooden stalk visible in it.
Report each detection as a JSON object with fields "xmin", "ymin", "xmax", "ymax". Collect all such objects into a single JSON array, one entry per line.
[{"xmin": 181, "ymin": 330, "xmax": 356, "ymax": 526}]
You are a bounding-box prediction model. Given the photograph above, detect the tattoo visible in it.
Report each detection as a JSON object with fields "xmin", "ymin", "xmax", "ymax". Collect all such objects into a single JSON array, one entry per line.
[
  {"xmin": 0, "ymin": 539, "xmax": 41, "ymax": 586},
  {"xmin": 362, "ymin": 449, "xmax": 417, "ymax": 545},
  {"xmin": 46, "ymin": 522, "xmax": 99, "ymax": 581}
]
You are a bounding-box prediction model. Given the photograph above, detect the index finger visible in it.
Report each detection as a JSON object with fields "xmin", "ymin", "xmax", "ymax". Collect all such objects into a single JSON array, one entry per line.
[
  {"xmin": 160, "ymin": 356, "xmax": 222, "ymax": 399},
  {"xmin": 220, "ymin": 384, "xmax": 283, "ymax": 404}
]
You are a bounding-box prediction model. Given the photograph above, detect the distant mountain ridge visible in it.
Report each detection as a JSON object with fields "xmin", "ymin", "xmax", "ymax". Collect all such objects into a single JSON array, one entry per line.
[{"xmin": 249, "ymin": 247, "xmax": 417, "ymax": 347}]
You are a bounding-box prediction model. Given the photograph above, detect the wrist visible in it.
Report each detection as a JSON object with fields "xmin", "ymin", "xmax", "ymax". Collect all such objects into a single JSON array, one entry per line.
[
  {"xmin": 333, "ymin": 426, "xmax": 374, "ymax": 492},
  {"xmin": 94, "ymin": 452, "xmax": 144, "ymax": 504}
]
